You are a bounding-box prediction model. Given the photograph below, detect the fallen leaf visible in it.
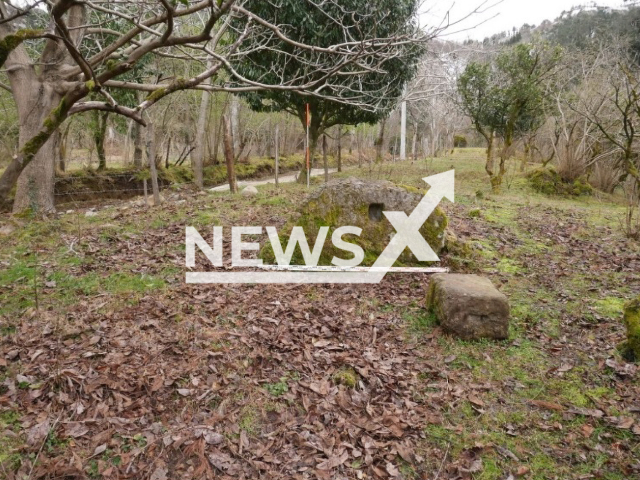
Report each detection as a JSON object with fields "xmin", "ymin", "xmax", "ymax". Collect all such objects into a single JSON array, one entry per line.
[
  {"xmin": 93, "ymin": 444, "xmax": 107, "ymax": 456},
  {"xmin": 529, "ymin": 400, "xmax": 564, "ymax": 412},
  {"xmin": 149, "ymin": 466, "xmax": 167, "ymax": 480}
]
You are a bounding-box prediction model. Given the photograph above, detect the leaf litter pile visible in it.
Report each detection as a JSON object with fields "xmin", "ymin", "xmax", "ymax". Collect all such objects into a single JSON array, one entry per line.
[{"xmin": 1, "ymin": 175, "xmax": 640, "ymax": 480}]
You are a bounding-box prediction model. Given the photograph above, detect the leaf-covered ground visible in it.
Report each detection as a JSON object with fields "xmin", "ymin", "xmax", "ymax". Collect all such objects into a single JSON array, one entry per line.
[{"xmin": 1, "ymin": 152, "xmax": 639, "ymax": 480}]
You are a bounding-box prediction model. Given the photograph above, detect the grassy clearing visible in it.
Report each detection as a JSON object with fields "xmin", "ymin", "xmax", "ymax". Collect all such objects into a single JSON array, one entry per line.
[{"xmin": 0, "ymin": 149, "xmax": 638, "ymax": 479}]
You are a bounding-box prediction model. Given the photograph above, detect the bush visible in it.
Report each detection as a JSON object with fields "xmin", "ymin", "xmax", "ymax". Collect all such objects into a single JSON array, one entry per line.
[
  {"xmin": 527, "ymin": 167, "xmax": 593, "ymax": 196},
  {"xmin": 453, "ymin": 135, "xmax": 468, "ymax": 148}
]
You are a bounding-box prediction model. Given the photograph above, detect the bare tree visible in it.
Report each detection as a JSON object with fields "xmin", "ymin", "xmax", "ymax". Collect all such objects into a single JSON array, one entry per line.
[{"xmin": 0, "ymin": 0, "xmax": 460, "ymax": 213}]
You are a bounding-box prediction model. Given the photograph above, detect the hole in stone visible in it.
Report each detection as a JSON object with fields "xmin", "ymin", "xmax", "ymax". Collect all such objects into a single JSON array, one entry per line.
[{"xmin": 368, "ymin": 203, "xmax": 384, "ymax": 221}]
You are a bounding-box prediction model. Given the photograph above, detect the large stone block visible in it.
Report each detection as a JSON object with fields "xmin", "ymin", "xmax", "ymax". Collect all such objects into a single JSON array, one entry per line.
[
  {"xmin": 427, "ymin": 274, "xmax": 509, "ymax": 340},
  {"xmin": 260, "ymin": 177, "xmax": 448, "ymax": 266}
]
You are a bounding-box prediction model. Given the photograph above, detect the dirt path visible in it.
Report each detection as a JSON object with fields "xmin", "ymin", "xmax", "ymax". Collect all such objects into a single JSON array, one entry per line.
[{"xmin": 209, "ymin": 168, "xmax": 337, "ymax": 192}]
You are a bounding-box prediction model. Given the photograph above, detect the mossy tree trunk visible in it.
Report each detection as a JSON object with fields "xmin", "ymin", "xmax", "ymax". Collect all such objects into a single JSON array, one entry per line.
[
  {"xmin": 482, "ymin": 130, "xmax": 503, "ymax": 193},
  {"xmin": 93, "ymin": 110, "xmax": 109, "ymax": 171},
  {"xmin": 2, "ymin": 79, "xmax": 63, "ymax": 213}
]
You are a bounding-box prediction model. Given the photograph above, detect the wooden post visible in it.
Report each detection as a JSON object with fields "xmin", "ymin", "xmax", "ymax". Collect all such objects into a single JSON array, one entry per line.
[
  {"xmin": 146, "ymin": 121, "xmax": 160, "ymax": 206},
  {"xmin": 275, "ymin": 124, "xmax": 280, "ymax": 188}
]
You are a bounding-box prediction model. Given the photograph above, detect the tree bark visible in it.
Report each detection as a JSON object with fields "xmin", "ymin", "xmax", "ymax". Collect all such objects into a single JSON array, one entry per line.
[
  {"xmin": 375, "ymin": 118, "xmax": 386, "ymax": 164},
  {"xmin": 94, "ymin": 111, "xmax": 109, "ymax": 171},
  {"xmin": 11, "ymin": 87, "xmax": 61, "ymax": 213},
  {"xmin": 133, "ymin": 121, "xmax": 144, "ymax": 168},
  {"xmin": 222, "ymin": 114, "xmax": 238, "ymax": 194},
  {"xmin": 230, "ymin": 95, "xmax": 241, "ymax": 156},
  {"xmin": 193, "ymin": 63, "xmax": 213, "ymax": 188},
  {"xmin": 274, "ymin": 124, "xmax": 279, "ymax": 187},
  {"xmin": 337, "ymin": 125, "xmax": 342, "ymax": 172},
  {"xmin": 411, "ymin": 126, "xmax": 418, "ymax": 163},
  {"xmin": 323, "ymin": 134, "xmax": 328, "ymax": 183},
  {"xmin": 57, "ymin": 126, "xmax": 69, "ymax": 173},
  {"xmin": 146, "ymin": 120, "xmax": 160, "ymax": 205}
]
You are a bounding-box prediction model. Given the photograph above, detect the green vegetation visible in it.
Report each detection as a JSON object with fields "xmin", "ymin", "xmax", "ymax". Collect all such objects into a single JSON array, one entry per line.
[
  {"xmin": 621, "ymin": 296, "xmax": 640, "ymax": 361},
  {"xmin": 332, "ymin": 367, "xmax": 358, "ymax": 388},
  {"xmin": 1, "ymin": 150, "xmax": 638, "ymax": 479},
  {"xmin": 527, "ymin": 167, "xmax": 593, "ymax": 196},
  {"xmin": 232, "ymin": 0, "xmax": 423, "ymax": 152}
]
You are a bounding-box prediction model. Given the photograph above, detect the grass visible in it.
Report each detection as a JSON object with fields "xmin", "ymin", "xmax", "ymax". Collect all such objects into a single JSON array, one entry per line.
[{"xmin": 1, "ymin": 149, "xmax": 639, "ymax": 479}]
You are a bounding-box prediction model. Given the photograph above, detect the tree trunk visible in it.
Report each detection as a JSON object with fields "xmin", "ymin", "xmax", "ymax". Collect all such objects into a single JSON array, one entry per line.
[
  {"xmin": 94, "ymin": 111, "xmax": 109, "ymax": 171},
  {"xmin": 375, "ymin": 118, "xmax": 386, "ymax": 164},
  {"xmin": 146, "ymin": 121, "xmax": 160, "ymax": 205},
  {"xmin": 297, "ymin": 109, "xmax": 321, "ymax": 184},
  {"xmin": 11, "ymin": 87, "xmax": 61, "ymax": 214},
  {"xmin": 165, "ymin": 136, "xmax": 172, "ymax": 169},
  {"xmin": 411, "ymin": 126, "xmax": 418, "ymax": 163},
  {"xmin": 400, "ymin": 100, "xmax": 407, "ymax": 161},
  {"xmin": 337, "ymin": 125, "xmax": 342, "ymax": 172},
  {"xmin": 193, "ymin": 65, "xmax": 213, "ymax": 188},
  {"xmin": 275, "ymin": 124, "xmax": 280, "ymax": 187},
  {"xmin": 323, "ymin": 134, "xmax": 329, "ymax": 183},
  {"xmin": 58, "ymin": 124, "xmax": 70, "ymax": 173},
  {"xmin": 222, "ymin": 114, "xmax": 238, "ymax": 194},
  {"xmin": 484, "ymin": 132, "xmax": 498, "ymax": 192},
  {"xmin": 133, "ymin": 121, "xmax": 144, "ymax": 168},
  {"xmin": 521, "ymin": 141, "xmax": 530, "ymax": 172},
  {"xmin": 349, "ymin": 129, "xmax": 354, "ymax": 155},
  {"xmin": 230, "ymin": 95, "xmax": 241, "ymax": 156}
]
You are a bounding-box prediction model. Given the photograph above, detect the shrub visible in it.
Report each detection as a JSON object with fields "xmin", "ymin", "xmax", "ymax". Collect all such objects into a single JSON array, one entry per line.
[
  {"xmin": 527, "ymin": 167, "xmax": 593, "ymax": 196},
  {"xmin": 453, "ymin": 135, "xmax": 468, "ymax": 148}
]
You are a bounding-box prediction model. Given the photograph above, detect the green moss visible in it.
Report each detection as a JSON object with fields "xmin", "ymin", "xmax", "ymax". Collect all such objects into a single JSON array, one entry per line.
[
  {"xmin": 260, "ymin": 184, "xmax": 448, "ymax": 267},
  {"xmin": 621, "ymin": 296, "xmax": 640, "ymax": 362},
  {"xmin": 264, "ymin": 379, "xmax": 288, "ymax": 397},
  {"xmin": 145, "ymin": 87, "xmax": 167, "ymax": 103},
  {"xmin": 85, "ymin": 80, "xmax": 96, "ymax": 92},
  {"xmin": 396, "ymin": 184, "xmax": 426, "ymax": 195},
  {"xmin": 238, "ymin": 406, "xmax": 259, "ymax": 434},
  {"xmin": 42, "ymin": 97, "xmax": 69, "ymax": 131},
  {"xmin": 0, "ymin": 29, "xmax": 43, "ymax": 67},
  {"xmin": 469, "ymin": 208, "xmax": 481, "ymax": 218},
  {"xmin": 527, "ymin": 168, "xmax": 593, "ymax": 196},
  {"xmin": 332, "ymin": 367, "xmax": 358, "ymax": 388}
]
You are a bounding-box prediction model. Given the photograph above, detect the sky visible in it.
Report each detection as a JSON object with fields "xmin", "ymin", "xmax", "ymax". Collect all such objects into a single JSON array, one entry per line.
[{"xmin": 420, "ymin": 0, "xmax": 629, "ymax": 41}]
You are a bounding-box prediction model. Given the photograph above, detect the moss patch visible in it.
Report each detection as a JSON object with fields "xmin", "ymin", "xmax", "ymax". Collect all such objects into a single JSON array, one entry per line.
[
  {"xmin": 621, "ymin": 296, "xmax": 640, "ymax": 362},
  {"xmin": 260, "ymin": 180, "xmax": 448, "ymax": 266},
  {"xmin": 527, "ymin": 168, "xmax": 593, "ymax": 196},
  {"xmin": 332, "ymin": 367, "xmax": 358, "ymax": 388}
]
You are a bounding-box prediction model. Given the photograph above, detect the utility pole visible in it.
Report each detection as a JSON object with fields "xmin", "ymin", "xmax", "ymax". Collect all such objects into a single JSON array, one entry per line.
[{"xmin": 400, "ymin": 99, "xmax": 407, "ymax": 161}]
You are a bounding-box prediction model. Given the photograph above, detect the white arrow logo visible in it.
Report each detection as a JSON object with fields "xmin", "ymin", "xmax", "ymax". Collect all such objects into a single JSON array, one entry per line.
[
  {"xmin": 186, "ymin": 170, "xmax": 455, "ymax": 284},
  {"xmin": 373, "ymin": 169, "xmax": 455, "ymax": 268}
]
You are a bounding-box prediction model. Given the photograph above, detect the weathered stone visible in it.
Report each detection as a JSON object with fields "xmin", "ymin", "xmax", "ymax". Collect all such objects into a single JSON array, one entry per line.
[
  {"xmin": 241, "ymin": 185, "xmax": 258, "ymax": 196},
  {"xmin": 426, "ymin": 273, "xmax": 509, "ymax": 340},
  {"xmin": 261, "ymin": 177, "xmax": 448, "ymax": 266},
  {"xmin": 621, "ymin": 296, "xmax": 640, "ymax": 362}
]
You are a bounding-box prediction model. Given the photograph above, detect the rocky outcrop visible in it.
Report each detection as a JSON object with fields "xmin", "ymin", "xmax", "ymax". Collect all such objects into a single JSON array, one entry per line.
[{"xmin": 260, "ymin": 177, "xmax": 448, "ymax": 266}]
